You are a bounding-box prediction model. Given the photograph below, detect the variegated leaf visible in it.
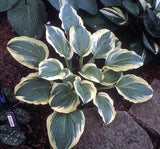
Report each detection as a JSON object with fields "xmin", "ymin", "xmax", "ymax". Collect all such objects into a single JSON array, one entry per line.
[
  {"xmin": 116, "ymin": 74, "xmax": 153, "ymax": 103},
  {"xmin": 39, "ymin": 58, "xmax": 70, "ymax": 81},
  {"xmin": 105, "ymin": 49, "xmax": 143, "ymax": 71},
  {"xmin": 7, "ymin": 36, "xmax": 49, "ymax": 70},
  {"xmin": 47, "ymin": 110, "xmax": 85, "ymax": 149},
  {"xmin": 15, "ymin": 73, "xmax": 52, "ymax": 105},
  {"xmin": 79, "ymin": 63, "xmax": 104, "ymax": 83},
  {"xmin": 69, "ymin": 25, "xmax": 91, "ymax": 57},
  {"xmin": 90, "ymin": 29, "xmax": 116, "ymax": 58},
  {"xmin": 93, "ymin": 92, "xmax": 116, "ymax": 124},
  {"xmin": 46, "ymin": 26, "xmax": 73, "ymax": 59},
  {"xmin": 100, "ymin": 7, "xmax": 128, "ymax": 25},
  {"xmin": 74, "ymin": 77, "xmax": 97, "ymax": 104},
  {"xmin": 49, "ymin": 83, "xmax": 80, "ymax": 113},
  {"xmin": 101, "ymin": 69, "xmax": 122, "ymax": 86},
  {"xmin": 59, "ymin": 4, "xmax": 84, "ymax": 35}
]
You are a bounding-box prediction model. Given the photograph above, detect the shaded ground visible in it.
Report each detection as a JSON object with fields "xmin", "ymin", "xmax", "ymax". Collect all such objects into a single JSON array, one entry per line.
[{"xmin": 0, "ymin": 10, "xmax": 160, "ymax": 149}]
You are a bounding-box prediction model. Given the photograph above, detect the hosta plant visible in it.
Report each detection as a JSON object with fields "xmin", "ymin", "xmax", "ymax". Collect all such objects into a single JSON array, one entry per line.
[
  {"xmin": 0, "ymin": 88, "xmax": 30, "ymax": 146},
  {"xmin": 7, "ymin": 5, "xmax": 153, "ymax": 149},
  {"xmin": 50, "ymin": 0, "xmax": 160, "ymax": 61},
  {"xmin": 0, "ymin": 0, "xmax": 47, "ymax": 39}
]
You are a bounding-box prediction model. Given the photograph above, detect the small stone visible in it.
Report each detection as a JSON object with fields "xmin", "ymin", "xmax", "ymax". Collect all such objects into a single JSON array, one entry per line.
[
  {"xmin": 74, "ymin": 108, "xmax": 153, "ymax": 149},
  {"xmin": 129, "ymin": 79, "xmax": 160, "ymax": 135}
]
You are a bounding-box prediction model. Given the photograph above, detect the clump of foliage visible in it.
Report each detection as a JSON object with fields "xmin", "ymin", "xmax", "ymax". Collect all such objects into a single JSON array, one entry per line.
[
  {"xmin": 0, "ymin": 88, "xmax": 30, "ymax": 146},
  {"xmin": 0, "ymin": 0, "xmax": 47, "ymax": 39},
  {"xmin": 49, "ymin": 0, "xmax": 160, "ymax": 62},
  {"xmin": 99, "ymin": 0, "xmax": 160, "ymax": 58},
  {"xmin": 7, "ymin": 5, "xmax": 153, "ymax": 149}
]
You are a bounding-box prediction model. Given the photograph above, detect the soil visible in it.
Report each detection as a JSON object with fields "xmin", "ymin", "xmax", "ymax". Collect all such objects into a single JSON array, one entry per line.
[{"xmin": 0, "ymin": 5, "xmax": 160, "ymax": 149}]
